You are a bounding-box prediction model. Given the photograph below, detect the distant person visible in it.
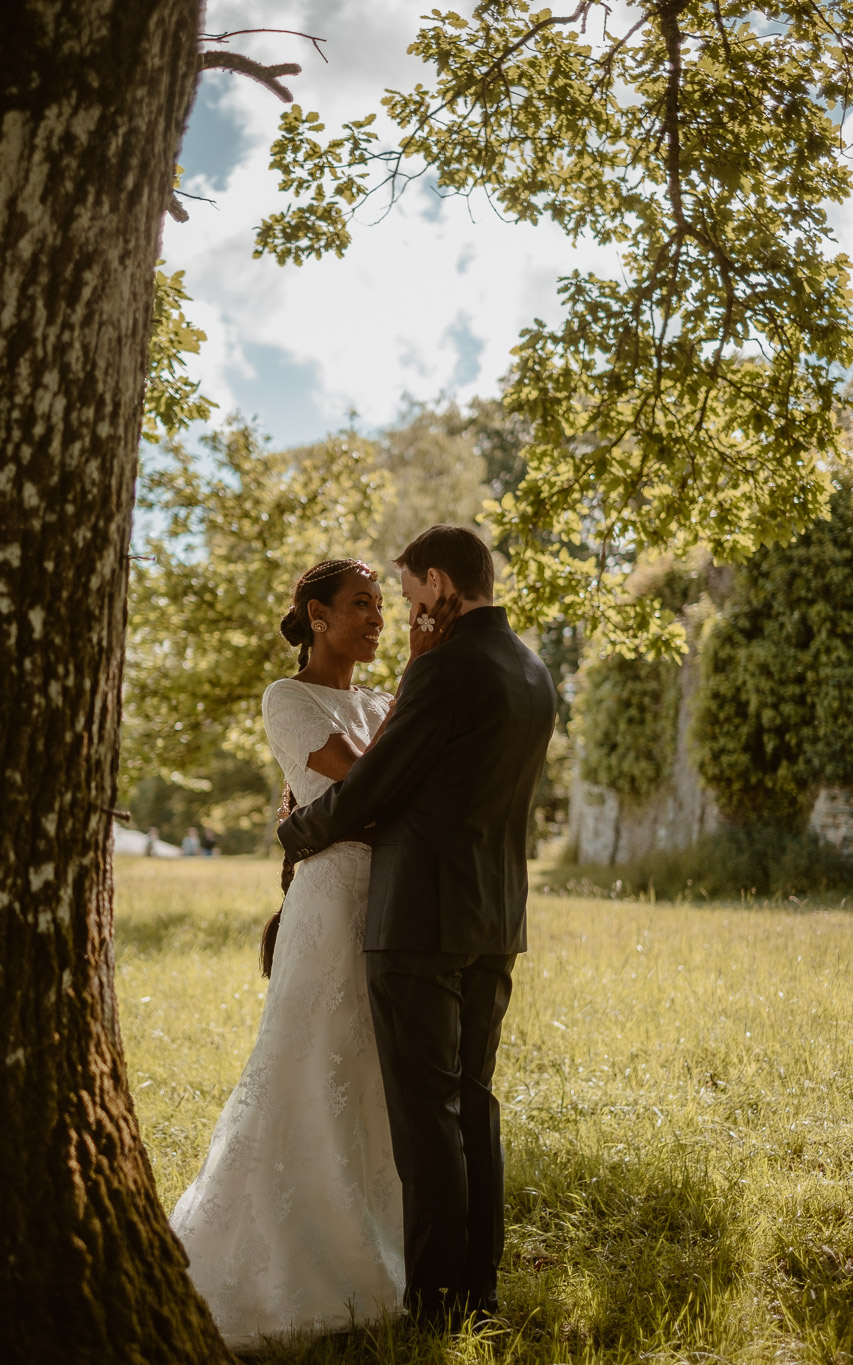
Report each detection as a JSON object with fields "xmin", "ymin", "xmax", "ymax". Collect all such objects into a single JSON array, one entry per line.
[
  {"xmin": 181, "ymin": 827, "xmax": 200, "ymax": 857},
  {"xmin": 144, "ymin": 826, "xmax": 158, "ymax": 857},
  {"xmin": 199, "ymin": 826, "xmax": 217, "ymax": 857}
]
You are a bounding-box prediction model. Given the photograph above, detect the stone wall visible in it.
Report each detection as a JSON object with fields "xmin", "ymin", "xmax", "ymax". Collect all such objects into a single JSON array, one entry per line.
[
  {"xmin": 809, "ymin": 788, "xmax": 853, "ymax": 854},
  {"xmin": 568, "ymin": 645, "xmax": 719, "ymax": 865}
]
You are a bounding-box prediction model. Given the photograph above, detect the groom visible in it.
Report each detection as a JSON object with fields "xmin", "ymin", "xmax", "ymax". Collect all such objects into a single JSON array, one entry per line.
[{"xmin": 278, "ymin": 525, "xmax": 557, "ymax": 1325}]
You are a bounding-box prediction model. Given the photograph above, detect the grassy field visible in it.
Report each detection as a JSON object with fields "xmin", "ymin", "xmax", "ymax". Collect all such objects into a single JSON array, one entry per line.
[{"xmin": 116, "ymin": 857, "xmax": 853, "ymax": 1364}]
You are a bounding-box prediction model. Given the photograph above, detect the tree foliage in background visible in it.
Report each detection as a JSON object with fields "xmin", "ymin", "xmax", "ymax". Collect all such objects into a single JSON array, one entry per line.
[
  {"xmin": 124, "ymin": 403, "xmax": 495, "ymax": 811},
  {"xmin": 130, "ymin": 751, "xmax": 271, "ymax": 855},
  {"xmin": 258, "ymin": 0, "xmax": 853, "ymax": 651},
  {"xmin": 692, "ymin": 475, "xmax": 853, "ymax": 830},
  {"xmin": 143, "ymin": 264, "xmax": 214, "ymax": 441},
  {"xmin": 124, "ymin": 420, "xmax": 394, "ymax": 784}
]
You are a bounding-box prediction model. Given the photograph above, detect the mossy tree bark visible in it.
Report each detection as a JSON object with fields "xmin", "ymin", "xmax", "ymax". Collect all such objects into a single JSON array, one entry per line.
[{"xmin": 0, "ymin": 3, "xmax": 233, "ymax": 1360}]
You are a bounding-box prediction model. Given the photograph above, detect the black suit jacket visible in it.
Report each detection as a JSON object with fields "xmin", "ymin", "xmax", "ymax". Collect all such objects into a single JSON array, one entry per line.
[{"xmin": 278, "ymin": 606, "xmax": 557, "ymax": 954}]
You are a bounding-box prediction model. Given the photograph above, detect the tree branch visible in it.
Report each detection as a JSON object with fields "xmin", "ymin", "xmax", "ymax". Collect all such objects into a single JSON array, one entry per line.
[
  {"xmin": 174, "ymin": 189, "xmax": 218, "ymax": 207},
  {"xmin": 201, "ymin": 28, "xmax": 329, "ymax": 63},
  {"xmin": 356, "ymin": 6, "xmax": 597, "ymax": 223},
  {"xmin": 710, "ymin": 0, "xmax": 733, "ymax": 63},
  {"xmin": 472, "ymin": 4, "xmax": 593, "ymax": 89},
  {"xmin": 657, "ymin": 0, "xmax": 689, "ymax": 230},
  {"xmin": 200, "ymin": 51, "xmax": 299, "ymax": 104},
  {"xmin": 167, "ymin": 191, "xmax": 189, "ymax": 223}
]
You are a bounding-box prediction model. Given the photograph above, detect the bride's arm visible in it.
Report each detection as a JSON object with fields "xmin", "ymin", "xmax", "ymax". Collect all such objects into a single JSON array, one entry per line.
[
  {"xmin": 302, "ymin": 717, "xmax": 386, "ymax": 846},
  {"xmin": 306, "ymin": 733, "xmax": 363, "ymax": 782},
  {"xmin": 279, "ymin": 652, "xmax": 452, "ymax": 862}
]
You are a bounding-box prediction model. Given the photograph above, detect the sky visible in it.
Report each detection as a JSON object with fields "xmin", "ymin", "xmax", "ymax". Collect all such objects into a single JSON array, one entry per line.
[
  {"xmin": 162, "ymin": 0, "xmax": 616, "ymax": 449},
  {"xmin": 164, "ymin": 1, "xmax": 853, "ymax": 453}
]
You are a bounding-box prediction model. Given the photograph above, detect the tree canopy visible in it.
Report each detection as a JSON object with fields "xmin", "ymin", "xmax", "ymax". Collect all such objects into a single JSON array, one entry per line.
[{"xmin": 255, "ymin": 0, "xmax": 853, "ymax": 651}]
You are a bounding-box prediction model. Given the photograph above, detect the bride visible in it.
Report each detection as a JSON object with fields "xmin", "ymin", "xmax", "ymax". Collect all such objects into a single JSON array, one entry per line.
[{"xmin": 170, "ymin": 557, "xmax": 447, "ymax": 1348}]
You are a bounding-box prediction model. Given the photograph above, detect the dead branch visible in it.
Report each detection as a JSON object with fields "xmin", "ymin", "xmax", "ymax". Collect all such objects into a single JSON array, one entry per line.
[
  {"xmin": 167, "ymin": 191, "xmax": 189, "ymax": 223},
  {"xmin": 201, "ymin": 28, "xmax": 329, "ymax": 63},
  {"xmin": 174, "ymin": 189, "xmax": 218, "ymax": 208}
]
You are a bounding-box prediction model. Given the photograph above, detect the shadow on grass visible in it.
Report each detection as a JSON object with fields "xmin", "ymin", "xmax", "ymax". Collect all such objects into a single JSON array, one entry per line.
[
  {"xmin": 771, "ymin": 1208, "xmax": 853, "ymax": 1357},
  {"xmin": 229, "ymin": 1316, "xmax": 455, "ymax": 1365},
  {"xmin": 503, "ymin": 1140, "xmax": 744, "ymax": 1357},
  {"xmin": 115, "ymin": 909, "xmax": 262, "ymax": 957}
]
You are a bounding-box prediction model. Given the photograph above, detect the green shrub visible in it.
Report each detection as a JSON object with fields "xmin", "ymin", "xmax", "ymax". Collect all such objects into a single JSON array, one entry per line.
[
  {"xmin": 548, "ymin": 825, "xmax": 853, "ymax": 901},
  {"xmin": 692, "ymin": 476, "xmax": 853, "ymax": 830}
]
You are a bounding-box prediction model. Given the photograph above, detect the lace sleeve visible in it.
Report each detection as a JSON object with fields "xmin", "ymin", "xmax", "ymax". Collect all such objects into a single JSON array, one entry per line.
[{"xmin": 262, "ymin": 680, "xmax": 346, "ymax": 775}]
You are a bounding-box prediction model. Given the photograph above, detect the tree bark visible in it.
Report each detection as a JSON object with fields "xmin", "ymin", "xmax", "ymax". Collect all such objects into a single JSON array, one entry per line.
[{"xmin": 0, "ymin": 3, "xmax": 233, "ymax": 1359}]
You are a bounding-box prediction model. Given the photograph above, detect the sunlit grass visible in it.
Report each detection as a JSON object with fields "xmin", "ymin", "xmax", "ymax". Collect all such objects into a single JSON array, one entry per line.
[{"xmin": 116, "ymin": 857, "xmax": 853, "ymax": 1363}]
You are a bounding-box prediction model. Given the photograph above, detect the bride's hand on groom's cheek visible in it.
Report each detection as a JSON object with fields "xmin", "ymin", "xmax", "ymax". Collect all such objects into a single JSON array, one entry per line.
[{"xmin": 409, "ymin": 595, "xmax": 460, "ymax": 658}]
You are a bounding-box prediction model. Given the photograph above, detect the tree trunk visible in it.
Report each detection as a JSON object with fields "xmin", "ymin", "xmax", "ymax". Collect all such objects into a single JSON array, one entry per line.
[{"xmin": 0, "ymin": 3, "xmax": 233, "ymax": 1360}]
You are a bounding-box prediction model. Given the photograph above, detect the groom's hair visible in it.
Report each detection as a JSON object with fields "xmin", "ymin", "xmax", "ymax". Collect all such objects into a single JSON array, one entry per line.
[{"xmin": 394, "ymin": 525, "xmax": 494, "ymax": 601}]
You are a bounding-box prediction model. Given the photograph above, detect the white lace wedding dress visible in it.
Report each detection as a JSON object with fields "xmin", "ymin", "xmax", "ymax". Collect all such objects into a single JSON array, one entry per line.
[{"xmin": 170, "ymin": 680, "xmax": 404, "ymax": 1348}]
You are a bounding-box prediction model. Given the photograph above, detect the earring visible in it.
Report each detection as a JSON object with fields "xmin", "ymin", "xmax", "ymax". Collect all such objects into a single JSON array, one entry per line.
[{"xmin": 311, "ymin": 620, "xmax": 327, "ymax": 633}]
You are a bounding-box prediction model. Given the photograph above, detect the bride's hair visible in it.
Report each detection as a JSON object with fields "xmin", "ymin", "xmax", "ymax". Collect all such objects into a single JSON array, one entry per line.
[
  {"xmin": 262, "ymin": 557, "xmax": 378, "ymax": 978},
  {"xmin": 279, "ymin": 557, "xmax": 378, "ymax": 670}
]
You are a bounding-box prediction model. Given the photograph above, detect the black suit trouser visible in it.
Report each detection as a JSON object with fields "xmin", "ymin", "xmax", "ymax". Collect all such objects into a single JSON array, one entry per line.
[{"xmin": 365, "ymin": 949, "xmax": 516, "ymax": 1317}]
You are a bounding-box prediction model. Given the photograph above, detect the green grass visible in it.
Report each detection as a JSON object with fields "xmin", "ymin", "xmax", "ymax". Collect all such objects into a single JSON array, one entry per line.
[{"xmin": 116, "ymin": 857, "xmax": 853, "ymax": 1364}]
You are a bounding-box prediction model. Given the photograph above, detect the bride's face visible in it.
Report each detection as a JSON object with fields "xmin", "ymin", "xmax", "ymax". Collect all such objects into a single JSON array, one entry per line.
[{"xmin": 314, "ymin": 572, "xmax": 384, "ymax": 663}]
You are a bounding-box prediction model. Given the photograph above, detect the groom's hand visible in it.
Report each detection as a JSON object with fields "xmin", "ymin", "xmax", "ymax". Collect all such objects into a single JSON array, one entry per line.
[{"xmin": 408, "ymin": 594, "xmax": 460, "ymax": 661}]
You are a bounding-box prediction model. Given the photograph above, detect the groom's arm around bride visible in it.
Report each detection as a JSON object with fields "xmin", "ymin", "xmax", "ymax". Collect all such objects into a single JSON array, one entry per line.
[{"xmin": 278, "ymin": 524, "xmax": 557, "ymax": 1326}]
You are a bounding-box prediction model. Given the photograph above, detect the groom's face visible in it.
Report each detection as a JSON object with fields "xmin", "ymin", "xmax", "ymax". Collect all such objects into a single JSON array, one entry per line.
[{"xmin": 400, "ymin": 566, "xmax": 438, "ymax": 626}]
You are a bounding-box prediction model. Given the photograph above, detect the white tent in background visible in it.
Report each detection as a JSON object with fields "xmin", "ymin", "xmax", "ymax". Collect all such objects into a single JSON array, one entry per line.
[{"xmin": 112, "ymin": 824, "xmax": 182, "ymax": 858}]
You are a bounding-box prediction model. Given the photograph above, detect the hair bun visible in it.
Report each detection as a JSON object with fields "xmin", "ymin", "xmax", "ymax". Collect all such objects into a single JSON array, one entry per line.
[{"xmin": 280, "ymin": 607, "xmax": 307, "ymax": 647}]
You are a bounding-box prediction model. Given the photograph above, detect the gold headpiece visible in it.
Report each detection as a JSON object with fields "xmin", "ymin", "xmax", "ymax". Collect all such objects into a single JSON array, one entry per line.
[{"xmin": 300, "ymin": 558, "xmax": 377, "ymax": 588}]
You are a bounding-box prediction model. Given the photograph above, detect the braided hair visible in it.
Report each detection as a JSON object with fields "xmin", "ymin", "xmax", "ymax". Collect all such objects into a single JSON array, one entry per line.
[
  {"xmin": 260, "ymin": 779, "xmax": 297, "ymax": 978},
  {"xmin": 260, "ymin": 557, "xmax": 378, "ymax": 979}
]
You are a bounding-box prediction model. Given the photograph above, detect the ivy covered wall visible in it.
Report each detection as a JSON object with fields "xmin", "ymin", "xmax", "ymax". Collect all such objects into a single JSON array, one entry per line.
[
  {"xmin": 569, "ymin": 479, "xmax": 853, "ymax": 862},
  {"xmin": 692, "ymin": 477, "xmax": 853, "ymax": 830}
]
